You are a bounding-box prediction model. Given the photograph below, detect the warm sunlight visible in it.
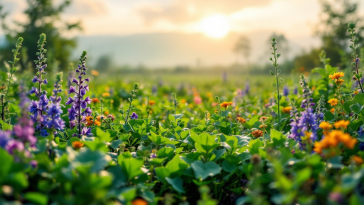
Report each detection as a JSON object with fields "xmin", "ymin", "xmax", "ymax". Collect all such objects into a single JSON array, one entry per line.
[{"xmin": 200, "ymin": 14, "xmax": 230, "ymax": 39}]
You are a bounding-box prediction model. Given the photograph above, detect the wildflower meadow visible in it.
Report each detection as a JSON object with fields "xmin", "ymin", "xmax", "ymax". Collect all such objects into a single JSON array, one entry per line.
[{"xmin": 2, "ymin": 1, "xmax": 364, "ymax": 205}]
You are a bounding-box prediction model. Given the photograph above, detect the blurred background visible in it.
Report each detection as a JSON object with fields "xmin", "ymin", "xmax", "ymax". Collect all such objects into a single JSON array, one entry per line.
[{"xmin": 0, "ymin": 0, "xmax": 363, "ymax": 78}]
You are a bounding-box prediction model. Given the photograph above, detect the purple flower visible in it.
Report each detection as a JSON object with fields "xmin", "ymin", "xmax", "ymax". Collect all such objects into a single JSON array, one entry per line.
[
  {"xmin": 6, "ymin": 140, "xmax": 24, "ymax": 154},
  {"xmin": 359, "ymin": 142, "xmax": 364, "ymax": 151},
  {"xmin": 68, "ymin": 107, "xmax": 77, "ymax": 121},
  {"xmin": 30, "ymin": 160, "xmax": 38, "ymax": 168},
  {"xmin": 81, "ymin": 127, "xmax": 92, "ymax": 136},
  {"xmin": 43, "ymin": 79, "xmax": 48, "ymax": 85},
  {"xmin": 283, "ymin": 85, "xmax": 289, "ymax": 96},
  {"xmin": 67, "ymin": 51, "xmax": 92, "ymax": 137},
  {"xmin": 65, "ymin": 97, "xmax": 74, "ymax": 105},
  {"xmin": 293, "ymin": 87, "xmax": 298, "ymax": 95},
  {"xmin": 47, "ymin": 103, "xmax": 62, "ymax": 116},
  {"xmin": 150, "ymin": 153, "xmax": 157, "ymax": 158},
  {"xmin": 32, "ymin": 76, "xmax": 38, "ymax": 83},
  {"xmin": 69, "ymin": 86, "xmax": 76, "ymax": 94},
  {"xmin": 29, "ymin": 87, "xmax": 38, "ymax": 95},
  {"xmin": 130, "ymin": 112, "xmax": 138, "ymax": 120},
  {"xmin": 0, "ymin": 131, "xmax": 11, "ymax": 148}
]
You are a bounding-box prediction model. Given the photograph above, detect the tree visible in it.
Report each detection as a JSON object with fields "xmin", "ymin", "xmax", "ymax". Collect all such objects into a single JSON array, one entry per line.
[
  {"xmin": 233, "ymin": 36, "xmax": 251, "ymax": 65},
  {"xmin": 0, "ymin": 0, "xmax": 81, "ymax": 71},
  {"xmin": 316, "ymin": 0, "xmax": 364, "ymax": 67},
  {"xmin": 95, "ymin": 55, "xmax": 113, "ymax": 71}
]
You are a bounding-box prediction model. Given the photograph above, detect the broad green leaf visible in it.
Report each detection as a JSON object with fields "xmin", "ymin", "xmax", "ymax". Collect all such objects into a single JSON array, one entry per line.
[
  {"xmin": 165, "ymin": 155, "xmax": 188, "ymax": 177},
  {"xmin": 166, "ymin": 177, "xmax": 185, "ymax": 193},
  {"xmin": 24, "ymin": 192, "xmax": 48, "ymax": 205},
  {"xmin": 119, "ymin": 157, "xmax": 144, "ymax": 181},
  {"xmin": 191, "ymin": 160, "xmax": 221, "ymax": 180}
]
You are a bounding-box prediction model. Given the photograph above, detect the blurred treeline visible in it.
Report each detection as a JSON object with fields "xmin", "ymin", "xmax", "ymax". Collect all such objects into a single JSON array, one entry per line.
[{"xmin": 0, "ymin": 0, "xmax": 363, "ymax": 75}]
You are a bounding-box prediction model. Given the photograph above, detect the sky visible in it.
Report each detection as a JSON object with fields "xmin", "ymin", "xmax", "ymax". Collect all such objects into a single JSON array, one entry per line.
[{"xmin": 1, "ymin": 0, "xmax": 363, "ymax": 67}]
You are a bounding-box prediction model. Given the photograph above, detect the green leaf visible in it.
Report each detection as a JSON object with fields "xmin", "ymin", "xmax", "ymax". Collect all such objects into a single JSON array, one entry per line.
[
  {"xmin": 24, "ymin": 192, "xmax": 48, "ymax": 205},
  {"xmin": 350, "ymin": 103, "xmax": 362, "ymax": 114},
  {"xmin": 324, "ymin": 111, "xmax": 335, "ymax": 121},
  {"xmin": 157, "ymin": 147, "xmax": 175, "ymax": 159},
  {"xmin": 191, "ymin": 160, "xmax": 221, "ymax": 180},
  {"xmin": 353, "ymin": 93, "xmax": 364, "ymax": 105},
  {"xmin": 119, "ymin": 156, "xmax": 144, "ymax": 181},
  {"xmin": 222, "ymin": 159, "xmax": 237, "ymax": 173},
  {"xmin": 0, "ymin": 148, "xmax": 13, "ymax": 179},
  {"xmin": 110, "ymin": 139, "xmax": 122, "ymax": 150},
  {"xmin": 311, "ymin": 67, "xmax": 327, "ymax": 77},
  {"xmin": 166, "ymin": 155, "xmax": 189, "ymax": 178},
  {"xmin": 343, "ymin": 101, "xmax": 355, "ymax": 114},
  {"xmin": 0, "ymin": 119, "xmax": 12, "ymax": 131},
  {"xmin": 270, "ymin": 129, "xmax": 286, "ymax": 146},
  {"xmin": 72, "ymin": 149, "xmax": 111, "ymax": 173},
  {"xmin": 166, "ymin": 177, "xmax": 185, "ymax": 193}
]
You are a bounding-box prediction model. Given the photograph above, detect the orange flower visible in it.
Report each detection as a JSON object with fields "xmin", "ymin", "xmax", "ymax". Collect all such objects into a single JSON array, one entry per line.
[
  {"xmin": 236, "ymin": 117, "xmax": 246, "ymax": 124},
  {"xmin": 327, "ymin": 98, "xmax": 338, "ymax": 106},
  {"xmin": 72, "ymin": 141, "xmax": 84, "ymax": 149},
  {"xmin": 91, "ymin": 70, "xmax": 99, "ymax": 76},
  {"xmin": 220, "ymin": 101, "xmax": 232, "ymax": 109},
  {"xmin": 180, "ymin": 99, "xmax": 186, "ymax": 104},
  {"xmin": 334, "ymin": 120, "xmax": 350, "ymax": 129},
  {"xmin": 319, "ymin": 121, "xmax": 332, "ymax": 130},
  {"xmin": 335, "ymin": 79, "xmax": 344, "ymax": 85},
  {"xmin": 102, "ymin": 93, "xmax": 110, "ymax": 97},
  {"xmin": 352, "ymin": 155, "xmax": 363, "ymax": 165},
  {"xmin": 354, "ymin": 90, "xmax": 359, "ymax": 95},
  {"xmin": 148, "ymin": 100, "xmax": 155, "ymax": 106},
  {"xmin": 92, "ymin": 98, "xmax": 100, "ymax": 103},
  {"xmin": 329, "ymin": 72, "xmax": 344, "ymax": 80},
  {"xmin": 282, "ymin": 107, "xmax": 292, "ymax": 114},
  {"xmin": 104, "ymin": 110, "xmax": 109, "ymax": 115},
  {"xmin": 132, "ymin": 198, "xmax": 148, "ymax": 205},
  {"xmin": 314, "ymin": 130, "xmax": 357, "ymax": 154},
  {"xmin": 330, "ymin": 108, "xmax": 335, "ymax": 114},
  {"xmin": 251, "ymin": 130, "xmax": 263, "ymax": 138}
]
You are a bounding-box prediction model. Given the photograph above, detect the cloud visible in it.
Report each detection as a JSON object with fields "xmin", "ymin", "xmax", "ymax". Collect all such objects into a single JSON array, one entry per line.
[
  {"xmin": 135, "ymin": 0, "xmax": 272, "ymax": 24},
  {"xmin": 65, "ymin": 0, "xmax": 108, "ymax": 16}
]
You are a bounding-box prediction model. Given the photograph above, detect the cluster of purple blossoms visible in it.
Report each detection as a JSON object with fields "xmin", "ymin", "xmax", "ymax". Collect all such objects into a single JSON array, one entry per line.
[
  {"xmin": 66, "ymin": 51, "xmax": 92, "ymax": 137},
  {"xmin": 357, "ymin": 126, "xmax": 364, "ymax": 151},
  {"xmin": 289, "ymin": 76, "xmax": 319, "ymax": 147},
  {"xmin": 29, "ymin": 34, "xmax": 65, "ymax": 136},
  {"xmin": 1, "ymin": 84, "xmax": 37, "ymax": 158}
]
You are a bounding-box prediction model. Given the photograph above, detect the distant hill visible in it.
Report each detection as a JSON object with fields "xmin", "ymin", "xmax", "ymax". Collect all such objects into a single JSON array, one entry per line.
[{"xmin": 73, "ymin": 31, "xmax": 320, "ymax": 68}]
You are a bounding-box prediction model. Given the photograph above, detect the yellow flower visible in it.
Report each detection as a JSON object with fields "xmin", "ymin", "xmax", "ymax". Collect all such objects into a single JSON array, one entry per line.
[
  {"xmin": 352, "ymin": 155, "xmax": 363, "ymax": 165},
  {"xmin": 282, "ymin": 107, "xmax": 292, "ymax": 114},
  {"xmin": 329, "ymin": 72, "xmax": 344, "ymax": 80},
  {"xmin": 91, "ymin": 70, "xmax": 99, "ymax": 76},
  {"xmin": 102, "ymin": 93, "xmax": 110, "ymax": 97},
  {"xmin": 236, "ymin": 117, "xmax": 246, "ymax": 124},
  {"xmin": 148, "ymin": 100, "xmax": 155, "ymax": 106},
  {"xmin": 328, "ymin": 98, "xmax": 338, "ymax": 106},
  {"xmin": 319, "ymin": 121, "xmax": 332, "ymax": 130},
  {"xmin": 301, "ymin": 131, "xmax": 312, "ymax": 142},
  {"xmin": 354, "ymin": 90, "xmax": 359, "ymax": 95},
  {"xmin": 334, "ymin": 120, "xmax": 350, "ymax": 129}
]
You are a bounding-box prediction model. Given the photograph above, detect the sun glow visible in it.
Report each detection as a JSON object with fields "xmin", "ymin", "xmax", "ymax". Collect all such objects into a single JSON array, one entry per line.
[{"xmin": 200, "ymin": 15, "xmax": 230, "ymax": 39}]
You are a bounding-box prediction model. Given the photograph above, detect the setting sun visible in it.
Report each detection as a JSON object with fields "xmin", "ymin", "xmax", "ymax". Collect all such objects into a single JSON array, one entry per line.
[{"xmin": 200, "ymin": 15, "xmax": 230, "ymax": 39}]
